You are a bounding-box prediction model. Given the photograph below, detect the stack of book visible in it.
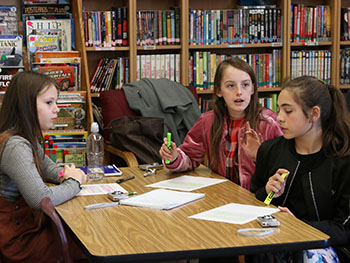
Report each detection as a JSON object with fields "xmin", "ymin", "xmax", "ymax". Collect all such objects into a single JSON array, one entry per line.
[
  {"xmin": 90, "ymin": 57, "xmax": 129, "ymax": 92},
  {"xmin": 22, "ymin": 0, "xmax": 82, "ymax": 92},
  {"xmin": 136, "ymin": 8, "xmax": 180, "ymax": 46},
  {"xmin": 43, "ymin": 129, "xmax": 87, "ymax": 166},
  {"xmin": 19, "ymin": 1, "xmax": 87, "ymax": 166},
  {"xmin": 31, "ymin": 50, "xmax": 81, "ymax": 91},
  {"xmin": 43, "ymin": 92, "xmax": 87, "ymax": 166},
  {"xmin": 136, "ymin": 54, "xmax": 180, "ymax": 83},
  {"xmin": 189, "ymin": 51, "xmax": 281, "ymax": 90},
  {"xmin": 83, "ymin": 7, "xmax": 128, "ymax": 48},
  {"xmin": 189, "ymin": 6, "xmax": 281, "ymax": 45},
  {"xmin": 291, "ymin": 4, "xmax": 331, "ymax": 43},
  {"xmin": 0, "ymin": 5, "xmax": 24, "ymax": 92}
]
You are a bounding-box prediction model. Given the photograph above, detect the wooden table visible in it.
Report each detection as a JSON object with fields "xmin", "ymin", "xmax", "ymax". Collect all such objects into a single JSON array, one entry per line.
[{"xmin": 56, "ymin": 166, "xmax": 329, "ymax": 263}]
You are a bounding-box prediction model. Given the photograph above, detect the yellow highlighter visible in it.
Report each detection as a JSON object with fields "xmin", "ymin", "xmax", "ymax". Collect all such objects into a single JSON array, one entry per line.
[
  {"xmin": 264, "ymin": 173, "xmax": 288, "ymax": 205},
  {"xmin": 165, "ymin": 132, "xmax": 172, "ymax": 164}
]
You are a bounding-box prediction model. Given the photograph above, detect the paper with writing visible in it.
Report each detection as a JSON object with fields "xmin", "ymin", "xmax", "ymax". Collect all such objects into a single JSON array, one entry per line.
[
  {"xmin": 146, "ymin": 175, "xmax": 227, "ymax": 191},
  {"xmin": 189, "ymin": 203, "xmax": 279, "ymax": 225}
]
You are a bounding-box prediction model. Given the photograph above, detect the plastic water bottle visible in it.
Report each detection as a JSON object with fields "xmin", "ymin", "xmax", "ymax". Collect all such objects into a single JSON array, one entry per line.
[{"xmin": 86, "ymin": 122, "xmax": 104, "ymax": 181}]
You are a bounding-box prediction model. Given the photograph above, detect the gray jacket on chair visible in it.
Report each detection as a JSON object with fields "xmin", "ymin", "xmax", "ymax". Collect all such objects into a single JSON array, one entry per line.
[{"xmin": 122, "ymin": 78, "xmax": 201, "ymax": 145}]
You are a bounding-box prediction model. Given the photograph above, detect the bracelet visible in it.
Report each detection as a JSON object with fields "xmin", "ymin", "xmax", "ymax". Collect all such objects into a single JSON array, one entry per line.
[
  {"xmin": 62, "ymin": 177, "xmax": 82, "ymax": 190},
  {"xmin": 237, "ymin": 228, "xmax": 274, "ymax": 237},
  {"xmin": 58, "ymin": 170, "xmax": 65, "ymax": 177}
]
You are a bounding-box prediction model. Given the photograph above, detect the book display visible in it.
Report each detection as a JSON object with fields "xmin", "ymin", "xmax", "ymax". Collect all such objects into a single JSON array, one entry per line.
[
  {"xmin": 0, "ymin": 35, "xmax": 24, "ymax": 67},
  {"xmin": 0, "ymin": 0, "xmax": 93, "ymax": 166},
  {"xmin": 0, "ymin": 3, "xmax": 24, "ymax": 91}
]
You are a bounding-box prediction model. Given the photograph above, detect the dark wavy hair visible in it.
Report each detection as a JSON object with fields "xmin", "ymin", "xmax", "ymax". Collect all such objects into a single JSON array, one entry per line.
[
  {"xmin": 210, "ymin": 57, "xmax": 262, "ymax": 170},
  {"xmin": 0, "ymin": 71, "xmax": 59, "ymax": 179},
  {"xmin": 281, "ymin": 76, "xmax": 350, "ymax": 157}
]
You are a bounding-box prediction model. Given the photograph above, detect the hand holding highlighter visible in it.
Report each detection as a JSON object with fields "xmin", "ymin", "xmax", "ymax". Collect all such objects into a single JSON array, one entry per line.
[{"xmin": 264, "ymin": 172, "xmax": 288, "ymax": 205}]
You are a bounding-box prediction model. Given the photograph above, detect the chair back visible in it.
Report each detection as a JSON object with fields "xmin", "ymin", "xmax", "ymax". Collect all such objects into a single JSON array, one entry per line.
[{"xmin": 40, "ymin": 197, "xmax": 73, "ymax": 263}]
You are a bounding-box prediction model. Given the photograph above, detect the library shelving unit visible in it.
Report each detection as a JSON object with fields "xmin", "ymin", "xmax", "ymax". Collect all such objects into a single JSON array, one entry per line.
[
  {"xmin": 68, "ymin": 0, "xmax": 349, "ymax": 116},
  {"xmin": 340, "ymin": 0, "xmax": 350, "ymax": 89},
  {"xmin": 4, "ymin": 0, "xmax": 94, "ymax": 132}
]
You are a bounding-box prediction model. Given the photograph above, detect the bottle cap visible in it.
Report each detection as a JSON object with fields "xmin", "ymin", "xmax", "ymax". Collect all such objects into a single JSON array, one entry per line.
[{"xmin": 91, "ymin": 122, "xmax": 99, "ymax": 133}]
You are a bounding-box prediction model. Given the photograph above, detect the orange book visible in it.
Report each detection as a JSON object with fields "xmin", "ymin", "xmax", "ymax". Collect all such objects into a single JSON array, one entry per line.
[
  {"xmin": 35, "ymin": 51, "xmax": 80, "ymax": 63},
  {"xmin": 35, "ymin": 64, "xmax": 76, "ymax": 91}
]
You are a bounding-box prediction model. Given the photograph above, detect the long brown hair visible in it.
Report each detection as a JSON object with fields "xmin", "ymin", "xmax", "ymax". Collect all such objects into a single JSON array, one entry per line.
[
  {"xmin": 210, "ymin": 57, "xmax": 261, "ymax": 169},
  {"xmin": 0, "ymin": 71, "xmax": 59, "ymax": 179},
  {"xmin": 282, "ymin": 76, "xmax": 350, "ymax": 157}
]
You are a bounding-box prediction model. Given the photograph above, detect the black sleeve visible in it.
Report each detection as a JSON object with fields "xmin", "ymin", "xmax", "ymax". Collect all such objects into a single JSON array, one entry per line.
[{"xmin": 307, "ymin": 220, "xmax": 348, "ymax": 246}]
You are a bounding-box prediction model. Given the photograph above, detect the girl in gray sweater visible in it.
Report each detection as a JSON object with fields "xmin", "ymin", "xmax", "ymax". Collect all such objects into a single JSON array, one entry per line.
[{"xmin": 0, "ymin": 71, "xmax": 86, "ymax": 262}]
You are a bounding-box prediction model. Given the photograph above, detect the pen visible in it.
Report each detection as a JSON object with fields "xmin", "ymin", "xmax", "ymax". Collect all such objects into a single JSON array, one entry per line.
[
  {"xmin": 85, "ymin": 202, "xmax": 119, "ymax": 210},
  {"xmin": 128, "ymin": 192, "xmax": 137, "ymax": 196},
  {"xmin": 264, "ymin": 173, "xmax": 288, "ymax": 205},
  {"xmin": 165, "ymin": 132, "xmax": 172, "ymax": 164},
  {"xmin": 116, "ymin": 176, "xmax": 135, "ymax": 184}
]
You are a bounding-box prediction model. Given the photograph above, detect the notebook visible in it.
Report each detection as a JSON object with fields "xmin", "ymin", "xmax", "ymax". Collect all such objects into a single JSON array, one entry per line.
[{"xmin": 77, "ymin": 164, "xmax": 122, "ymax": 176}]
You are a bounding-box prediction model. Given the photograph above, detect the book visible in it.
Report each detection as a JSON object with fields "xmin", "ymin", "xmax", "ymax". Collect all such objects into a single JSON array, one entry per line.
[
  {"xmin": 0, "ymin": 67, "xmax": 24, "ymax": 91},
  {"xmin": 0, "ymin": 35, "xmax": 23, "ymax": 67},
  {"xmin": 0, "ymin": 91, "xmax": 5, "ymax": 109},
  {"xmin": 55, "ymin": 101, "xmax": 86, "ymax": 129},
  {"xmin": 22, "ymin": 4, "xmax": 72, "ymax": 15},
  {"xmin": 77, "ymin": 164, "xmax": 122, "ymax": 177},
  {"xmin": 0, "ymin": 6, "xmax": 18, "ymax": 35},
  {"xmin": 119, "ymin": 189, "xmax": 205, "ymax": 210},
  {"xmin": 27, "ymin": 30, "xmax": 61, "ymax": 65},
  {"xmin": 35, "ymin": 50, "xmax": 79, "ymax": 62},
  {"xmin": 32, "ymin": 63, "xmax": 78, "ymax": 91},
  {"xmin": 22, "ymin": 0, "xmax": 59, "ymax": 4},
  {"xmin": 22, "ymin": 13, "xmax": 72, "ymax": 42},
  {"xmin": 26, "ymin": 18, "xmax": 72, "ymax": 51}
]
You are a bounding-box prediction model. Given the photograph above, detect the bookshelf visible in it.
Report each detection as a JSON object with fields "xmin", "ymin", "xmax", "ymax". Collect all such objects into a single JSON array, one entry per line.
[
  {"xmin": 340, "ymin": 0, "xmax": 350, "ymax": 89},
  {"xmin": 26, "ymin": 0, "xmax": 349, "ymax": 117}
]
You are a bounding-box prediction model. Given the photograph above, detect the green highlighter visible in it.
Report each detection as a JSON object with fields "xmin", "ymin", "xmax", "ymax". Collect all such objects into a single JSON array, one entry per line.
[
  {"xmin": 264, "ymin": 173, "xmax": 288, "ymax": 205},
  {"xmin": 165, "ymin": 132, "xmax": 172, "ymax": 164}
]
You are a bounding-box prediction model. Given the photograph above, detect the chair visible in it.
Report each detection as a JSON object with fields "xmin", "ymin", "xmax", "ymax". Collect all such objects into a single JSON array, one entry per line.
[
  {"xmin": 100, "ymin": 85, "xmax": 199, "ymax": 167},
  {"xmin": 40, "ymin": 197, "xmax": 73, "ymax": 263}
]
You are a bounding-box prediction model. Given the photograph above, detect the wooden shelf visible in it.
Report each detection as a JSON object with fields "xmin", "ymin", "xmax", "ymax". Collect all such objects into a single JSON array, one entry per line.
[{"xmin": 137, "ymin": 45, "xmax": 181, "ymax": 51}]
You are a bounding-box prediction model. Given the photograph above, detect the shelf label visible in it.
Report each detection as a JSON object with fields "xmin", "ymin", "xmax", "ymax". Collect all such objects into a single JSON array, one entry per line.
[
  {"xmin": 94, "ymin": 47, "xmax": 117, "ymax": 51},
  {"xmin": 304, "ymin": 41, "xmax": 318, "ymax": 46},
  {"xmin": 144, "ymin": 45, "xmax": 156, "ymax": 50},
  {"xmin": 227, "ymin": 44, "xmax": 245, "ymax": 48},
  {"xmin": 271, "ymin": 42, "xmax": 282, "ymax": 47}
]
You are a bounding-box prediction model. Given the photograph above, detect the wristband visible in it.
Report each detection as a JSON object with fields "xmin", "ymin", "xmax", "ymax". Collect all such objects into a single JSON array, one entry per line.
[
  {"xmin": 62, "ymin": 177, "xmax": 82, "ymax": 189},
  {"xmin": 58, "ymin": 170, "xmax": 65, "ymax": 178}
]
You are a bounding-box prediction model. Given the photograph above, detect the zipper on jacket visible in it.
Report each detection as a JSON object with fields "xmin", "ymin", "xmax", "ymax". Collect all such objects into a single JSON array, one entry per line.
[
  {"xmin": 136, "ymin": 89, "xmax": 150, "ymax": 107},
  {"xmin": 343, "ymin": 199, "xmax": 350, "ymax": 225},
  {"xmin": 308, "ymin": 172, "xmax": 320, "ymax": 221},
  {"xmin": 282, "ymin": 161, "xmax": 300, "ymax": 206}
]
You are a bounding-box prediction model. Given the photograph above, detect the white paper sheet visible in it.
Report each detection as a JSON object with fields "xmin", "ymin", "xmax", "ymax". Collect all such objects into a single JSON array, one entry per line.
[
  {"xmin": 77, "ymin": 183, "xmax": 127, "ymax": 196},
  {"xmin": 120, "ymin": 189, "xmax": 205, "ymax": 210},
  {"xmin": 146, "ymin": 175, "xmax": 227, "ymax": 191},
  {"xmin": 189, "ymin": 203, "xmax": 279, "ymax": 225}
]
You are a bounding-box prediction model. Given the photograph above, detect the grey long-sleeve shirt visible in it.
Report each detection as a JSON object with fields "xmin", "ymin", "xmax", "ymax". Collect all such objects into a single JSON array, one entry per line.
[{"xmin": 0, "ymin": 136, "xmax": 81, "ymax": 209}]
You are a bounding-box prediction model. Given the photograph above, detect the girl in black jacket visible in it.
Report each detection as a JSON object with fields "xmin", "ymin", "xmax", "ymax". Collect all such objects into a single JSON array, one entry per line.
[{"xmin": 251, "ymin": 76, "xmax": 350, "ymax": 262}]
